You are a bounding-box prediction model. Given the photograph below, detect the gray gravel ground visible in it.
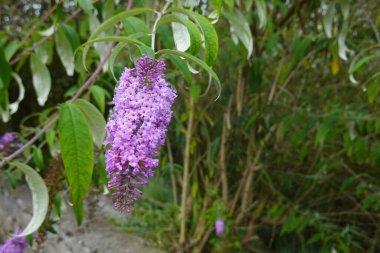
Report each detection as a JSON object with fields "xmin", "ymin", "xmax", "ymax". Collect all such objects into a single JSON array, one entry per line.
[{"xmin": 0, "ymin": 184, "xmax": 162, "ymax": 253}]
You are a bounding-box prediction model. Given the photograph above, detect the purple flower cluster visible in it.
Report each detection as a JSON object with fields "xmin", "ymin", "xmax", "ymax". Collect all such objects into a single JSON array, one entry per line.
[
  {"xmin": 0, "ymin": 228, "xmax": 28, "ymax": 253},
  {"xmin": 104, "ymin": 56, "xmax": 176, "ymax": 212},
  {"xmin": 0, "ymin": 132, "xmax": 21, "ymax": 156}
]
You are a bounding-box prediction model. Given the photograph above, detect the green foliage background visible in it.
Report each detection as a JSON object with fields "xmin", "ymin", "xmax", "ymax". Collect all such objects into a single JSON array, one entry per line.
[{"xmin": 1, "ymin": 0, "xmax": 380, "ymax": 252}]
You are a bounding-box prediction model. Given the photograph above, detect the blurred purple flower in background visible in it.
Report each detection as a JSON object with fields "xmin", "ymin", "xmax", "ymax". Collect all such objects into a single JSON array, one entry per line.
[
  {"xmin": 104, "ymin": 56, "xmax": 176, "ymax": 212},
  {"xmin": 215, "ymin": 218, "xmax": 224, "ymax": 237},
  {"xmin": 0, "ymin": 228, "xmax": 28, "ymax": 253},
  {"xmin": 0, "ymin": 132, "xmax": 21, "ymax": 156}
]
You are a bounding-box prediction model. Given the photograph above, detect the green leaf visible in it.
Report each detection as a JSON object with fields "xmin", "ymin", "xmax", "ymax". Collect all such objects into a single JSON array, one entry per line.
[
  {"xmin": 73, "ymin": 201, "xmax": 84, "ymax": 225},
  {"xmin": 39, "ymin": 24, "xmax": 56, "ymax": 37},
  {"xmin": 55, "ymin": 28, "xmax": 75, "ymax": 76},
  {"xmin": 8, "ymin": 72, "xmax": 25, "ymax": 115},
  {"xmin": 77, "ymin": 0, "xmax": 93, "ymax": 14},
  {"xmin": 123, "ymin": 16, "xmax": 151, "ymax": 45},
  {"xmin": 32, "ymin": 146, "xmax": 44, "ymax": 171},
  {"xmin": 159, "ymin": 14, "xmax": 202, "ymax": 55},
  {"xmin": 255, "ymin": 0, "xmax": 267, "ymax": 29},
  {"xmin": 367, "ymin": 82, "xmax": 380, "ymax": 104},
  {"xmin": 168, "ymin": 8, "xmax": 219, "ymax": 65},
  {"xmin": 223, "ymin": 0, "xmax": 234, "ymax": 11},
  {"xmin": 137, "ymin": 44, "xmax": 155, "ymax": 58},
  {"xmin": 30, "ymin": 53, "xmax": 51, "ymax": 106},
  {"xmin": 223, "ymin": 10, "xmax": 253, "ymax": 59},
  {"xmin": 12, "ymin": 162, "xmax": 49, "ymax": 237},
  {"xmin": 212, "ymin": 0, "xmax": 222, "ymax": 15},
  {"xmin": 89, "ymin": 85, "xmax": 106, "ymax": 113},
  {"xmin": 74, "ymin": 99, "xmax": 106, "ymax": 148},
  {"xmin": 157, "ymin": 49, "xmax": 221, "ymax": 96},
  {"xmin": 167, "ymin": 55, "xmax": 192, "ymax": 84},
  {"xmin": 102, "ymin": 0, "xmax": 115, "ymax": 21},
  {"xmin": 62, "ymin": 24, "xmax": 81, "ymax": 51},
  {"xmin": 190, "ymin": 83, "xmax": 201, "ymax": 102},
  {"xmin": 291, "ymin": 37, "xmax": 312, "ymax": 66},
  {"xmin": 0, "ymin": 47, "xmax": 11, "ymax": 90},
  {"xmin": 45, "ymin": 128, "xmax": 59, "ymax": 157},
  {"xmin": 5, "ymin": 40, "xmax": 21, "ymax": 61},
  {"xmin": 34, "ymin": 39, "xmax": 53, "ymax": 65},
  {"xmin": 108, "ymin": 42, "xmax": 128, "ymax": 80},
  {"xmin": 348, "ymin": 55, "xmax": 378, "ymax": 84},
  {"xmin": 323, "ymin": 1, "xmax": 335, "ymax": 38},
  {"xmin": 59, "ymin": 103, "xmax": 94, "ymax": 204},
  {"xmin": 53, "ymin": 192, "xmax": 62, "ymax": 217}
]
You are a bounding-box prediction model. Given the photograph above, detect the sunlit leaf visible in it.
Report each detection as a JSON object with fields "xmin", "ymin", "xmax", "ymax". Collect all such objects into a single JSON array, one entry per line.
[
  {"xmin": 255, "ymin": 0, "xmax": 267, "ymax": 29},
  {"xmin": 159, "ymin": 14, "xmax": 202, "ymax": 55},
  {"xmin": 30, "ymin": 53, "xmax": 51, "ymax": 106},
  {"xmin": 12, "ymin": 162, "xmax": 49, "ymax": 237},
  {"xmin": 168, "ymin": 8, "xmax": 219, "ymax": 65},
  {"xmin": 55, "ymin": 28, "xmax": 75, "ymax": 76}
]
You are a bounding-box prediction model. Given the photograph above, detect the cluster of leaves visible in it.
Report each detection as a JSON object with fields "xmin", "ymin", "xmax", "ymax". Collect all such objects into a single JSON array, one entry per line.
[{"xmin": 1, "ymin": 0, "xmax": 380, "ymax": 252}]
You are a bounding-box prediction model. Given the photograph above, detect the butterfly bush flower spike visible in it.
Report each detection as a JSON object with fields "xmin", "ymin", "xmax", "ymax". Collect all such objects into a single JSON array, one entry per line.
[{"xmin": 104, "ymin": 56, "xmax": 177, "ymax": 212}]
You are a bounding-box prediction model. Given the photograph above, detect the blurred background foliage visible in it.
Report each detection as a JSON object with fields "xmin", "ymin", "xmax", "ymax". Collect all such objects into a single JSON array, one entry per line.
[{"xmin": 1, "ymin": 0, "xmax": 380, "ymax": 252}]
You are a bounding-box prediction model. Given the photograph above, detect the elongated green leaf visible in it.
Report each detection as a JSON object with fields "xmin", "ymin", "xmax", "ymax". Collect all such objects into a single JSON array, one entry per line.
[
  {"xmin": 74, "ymin": 99, "xmax": 106, "ymax": 148},
  {"xmin": 103, "ymin": 0, "xmax": 115, "ymax": 21},
  {"xmin": 123, "ymin": 16, "xmax": 151, "ymax": 45},
  {"xmin": 223, "ymin": 0, "xmax": 234, "ymax": 11},
  {"xmin": 30, "ymin": 53, "xmax": 51, "ymax": 106},
  {"xmin": 34, "ymin": 40, "xmax": 53, "ymax": 65},
  {"xmin": 5, "ymin": 40, "xmax": 21, "ymax": 61},
  {"xmin": 89, "ymin": 85, "xmax": 106, "ymax": 113},
  {"xmin": 223, "ymin": 11, "xmax": 253, "ymax": 59},
  {"xmin": 172, "ymin": 21, "xmax": 191, "ymax": 52},
  {"xmin": 137, "ymin": 44, "xmax": 155, "ymax": 58},
  {"xmin": 13, "ymin": 162, "xmax": 49, "ymax": 237},
  {"xmin": 73, "ymin": 201, "xmax": 84, "ymax": 225},
  {"xmin": 0, "ymin": 48, "xmax": 11, "ymax": 90},
  {"xmin": 323, "ymin": 1, "xmax": 335, "ymax": 38},
  {"xmin": 157, "ymin": 49, "xmax": 221, "ymax": 97},
  {"xmin": 255, "ymin": 0, "xmax": 267, "ymax": 29},
  {"xmin": 8, "ymin": 72, "xmax": 24, "ymax": 114},
  {"xmin": 39, "ymin": 24, "xmax": 56, "ymax": 37},
  {"xmin": 55, "ymin": 28, "xmax": 75, "ymax": 76},
  {"xmin": 32, "ymin": 146, "xmax": 44, "ymax": 171},
  {"xmin": 62, "ymin": 24, "xmax": 81, "ymax": 51},
  {"xmin": 109, "ymin": 42, "xmax": 128, "ymax": 80},
  {"xmin": 167, "ymin": 55, "xmax": 192, "ymax": 84},
  {"xmin": 168, "ymin": 8, "xmax": 219, "ymax": 66},
  {"xmin": 77, "ymin": 0, "xmax": 93, "ymax": 14},
  {"xmin": 212, "ymin": 0, "xmax": 222, "ymax": 15},
  {"xmin": 348, "ymin": 55, "xmax": 379, "ymax": 84},
  {"xmin": 159, "ymin": 14, "xmax": 202, "ymax": 55},
  {"xmin": 59, "ymin": 103, "xmax": 94, "ymax": 204}
]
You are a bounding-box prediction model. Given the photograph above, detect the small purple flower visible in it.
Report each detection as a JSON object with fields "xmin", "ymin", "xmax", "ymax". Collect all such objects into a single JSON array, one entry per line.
[
  {"xmin": 0, "ymin": 132, "xmax": 21, "ymax": 156},
  {"xmin": 104, "ymin": 56, "xmax": 176, "ymax": 212},
  {"xmin": 215, "ymin": 218, "xmax": 224, "ymax": 237},
  {"xmin": 0, "ymin": 228, "xmax": 28, "ymax": 253}
]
